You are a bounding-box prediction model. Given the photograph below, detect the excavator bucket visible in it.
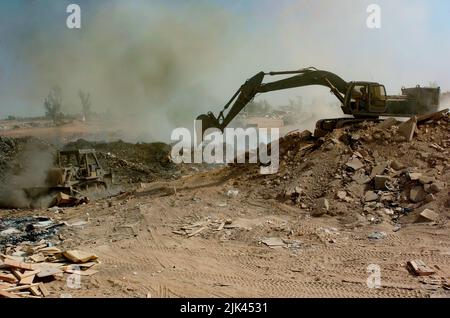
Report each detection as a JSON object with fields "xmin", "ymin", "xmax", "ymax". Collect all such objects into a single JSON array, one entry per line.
[{"xmin": 196, "ymin": 112, "xmax": 221, "ymax": 140}]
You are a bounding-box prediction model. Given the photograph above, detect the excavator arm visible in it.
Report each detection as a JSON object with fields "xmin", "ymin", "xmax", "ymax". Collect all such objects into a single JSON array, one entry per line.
[{"xmin": 197, "ymin": 67, "xmax": 349, "ymax": 134}]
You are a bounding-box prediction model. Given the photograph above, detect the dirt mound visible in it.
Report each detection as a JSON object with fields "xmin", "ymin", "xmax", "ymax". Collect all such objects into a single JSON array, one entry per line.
[
  {"xmin": 63, "ymin": 139, "xmax": 177, "ymax": 183},
  {"xmin": 230, "ymin": 111, "xmax": 450, "ymax": 226}
]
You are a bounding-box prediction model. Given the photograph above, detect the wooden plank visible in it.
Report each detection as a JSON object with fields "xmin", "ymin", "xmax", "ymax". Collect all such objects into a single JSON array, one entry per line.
[
  {"xmin": 20, "ymin": 270, "xmax": 41, "ymax": 279},
  {"xmin": 29, "ymin": 285, "xmax": 42, "ymax": 297},
  {"xmin": 0, "ymin": 289, "xmax": 21, "ymax": 298},
  {"xmin": 19, "ymin": 274, "xmax": 35, "ymax": 285},
  {"xmin": 3, "ymin": 258, "xmax": 34, "ymax": 271},
  {"xmin": 3, "ymin": 283, "xmax": 40, "ymax": 292},
  {"xmin": 0, "ymin": 272, "xmax": 18, "ymax": 284},
  {"xmin": 407, "ymin": 260, "xmax": 435, "ymax": 276},
  {"xmin": 38, "ymin": 283, "xmax": 50, "ymax": 297},
  {"xmin": 187, "ymin": 226, "xmax": 207, "ymax": 238}
]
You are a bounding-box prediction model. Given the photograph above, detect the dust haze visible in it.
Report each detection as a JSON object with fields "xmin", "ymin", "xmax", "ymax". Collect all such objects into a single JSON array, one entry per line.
[
  {"xmin": 0, "ymin": 141, "xmax": 54, "ymax": 208},
  {"xmin": 1, "ymin": 0, "xmax": 449, "ymax": 141}
]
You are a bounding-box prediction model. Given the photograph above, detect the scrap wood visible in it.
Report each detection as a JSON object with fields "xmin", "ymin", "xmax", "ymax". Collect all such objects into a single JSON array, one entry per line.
[
  {"xmin": 29, "ymin": 285, "xmax": 42, "ymax": 297},
  {"xmin": 0, "ymin": 272, "xmax": 18, "ymax": 284},
  {"xmin": 63, "ymin": 250, "xmax": 98, "ymax": 263},
  {"xmin": 407, "ymin": 260, "xmax": 436, "ymax": 276},
  {"xmin": 187, "ymin": 226, "xmax": 208, "ymax": 237},
  {"xmin": 216, "ymin": 222, "xmax": 225, "ymax": 231},
  {"xmin": 38, "ymin": 283, "xmax": 50, "ymax": 297},
  {"xmin": 3, "ymin": 282, "xmax": 40, "ymax": 292},
  {"xmin": 19, "ymin": 274, "xmax": 35, "ymax": 285},
  {"xmin": 0, "ymin": 289, "xmax": 21, "ymax": 298},
  {"xmin": 3, "ymin": 258, "xmax": 34, "ymax": 271}
]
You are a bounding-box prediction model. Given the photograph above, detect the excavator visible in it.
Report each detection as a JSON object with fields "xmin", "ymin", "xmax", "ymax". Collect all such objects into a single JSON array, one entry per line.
[{"xmin": 196, "ymin": 67, "xmax": 440, "ymax": 137}]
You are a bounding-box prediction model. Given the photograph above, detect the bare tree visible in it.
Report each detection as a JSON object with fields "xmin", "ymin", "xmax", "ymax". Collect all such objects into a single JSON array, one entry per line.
[
  {"xmin": 78, "ymin": 90, "xmax": 91, "ymax": 121},
  {"xmin": 44, "ymin": 86, "xmax": 63, "ymax": 124}
]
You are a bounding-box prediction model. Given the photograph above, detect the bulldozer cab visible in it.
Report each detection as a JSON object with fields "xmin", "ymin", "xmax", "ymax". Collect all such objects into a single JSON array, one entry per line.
[
  {"xmin": 345, "ymin": 82, "xmax": 387, "ymax": 116},
  {"xmin": 57, "ymin": 149, "xmax": 102, "ymax": 180}
]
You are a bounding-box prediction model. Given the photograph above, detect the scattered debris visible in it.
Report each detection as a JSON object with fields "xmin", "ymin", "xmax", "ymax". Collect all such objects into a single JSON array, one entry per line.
[
  {"xmin": 0, "ymin": 243, "xmax": 99, "ymax": 298},
  {"xmin": 407, "ymin": 260, "xmax": 435, "ymax": 276},
  {"xmin": 416, "ymin": 209, "xmax": 439, "ymax": 223},
  {"xmin": 368, "ymin": 231, "xmax": 387, "ymax": 240},
  {"xmin": 261, "ymin": 237, "xmax": 286, "ymax": 249}
]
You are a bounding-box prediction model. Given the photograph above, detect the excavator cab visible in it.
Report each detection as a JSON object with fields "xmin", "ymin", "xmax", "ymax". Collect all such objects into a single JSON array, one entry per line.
[{"xmin": 345, "ymin": 82, "xmax": 387, "ymax": 116}]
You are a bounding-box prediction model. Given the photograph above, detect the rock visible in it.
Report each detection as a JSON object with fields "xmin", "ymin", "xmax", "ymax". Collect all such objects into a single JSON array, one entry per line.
[
  {"xmin": 408, "ymin": 172, "xmax": 422, "ymax": 181},
  {"xmin": 383, "ymin": 208, "xmax": 394, "ymax": 215},
  {"xmin": 418, "ymin": 175, "xmax": 436, "ymax": 185},
  {"xmin": 377, "ymin": 117, "xmax": 399, "ymax": 130},
  {"xmin": 430, "ymin": 182, "xmax": 443, "ymax": 193},
  {"xmin": 390, "ymin": 160, "xmax": 405, "ymax": 171},
  {"xmin": 370, "ymin": 162, "xmax": 388, "ymax": 178},
  {"xmin": 351, "ymin": 170, "xmax": 371, "ymax": 184},
  {"xmin": 346, "ymin": 158, "xmax": 364, "ymax": 171},
  {"xmin": 226, "ymin": 189, "xmax": 239, "ymax": 197},
  {"xmin": 425, "ymin": 194, "xmax": 435, "ymax": 203},
  {"xmin": 336, "ymin": 191, "xmax": 347, "ymax": 201},
  {"xmin": 397, "ymin": 116, "xmax": 417, "ymax": 141},
  {"xmin": 364, "ymin": 191, "xmax": 378, "ymax": 202},
  {"xmin": 410, "ymin": 186, "xmax": 426, "ymax": 203},
  {"xmin": 0, "ymin": 228, "xmax": 22, "ymax": 236},
  {"xmin": 374, "ymin": 175, "xmax": 390, "ymax": 190},
  {"xmin": 423, "ymin": 184, "xmax": 432, "ymax": 193},
  {"xmin": 368, "ymin": 231, "xmax": 387, "ymax": 240},
  {"xmin": 416, "ymin": 209, "xmax": 439, "ymax": 222},
  {"xmin": 312, "ymin": 198, "xmax": 329, "ymax": 217}
]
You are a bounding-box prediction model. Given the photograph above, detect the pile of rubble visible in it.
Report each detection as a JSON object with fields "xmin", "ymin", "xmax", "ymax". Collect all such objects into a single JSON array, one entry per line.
[{"xmin": 235, "ymin": 110, "xmax": 450, "ymax": 225}]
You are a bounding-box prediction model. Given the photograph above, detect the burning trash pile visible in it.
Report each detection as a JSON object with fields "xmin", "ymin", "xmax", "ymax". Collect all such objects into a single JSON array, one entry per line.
[{"xmin": 233, "ymin": 109, "xmax": 449, "ymax": 225}]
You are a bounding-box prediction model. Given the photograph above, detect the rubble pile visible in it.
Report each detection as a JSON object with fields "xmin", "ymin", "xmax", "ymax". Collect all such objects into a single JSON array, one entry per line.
[{"xmin": 234, "ymin": 110, "xmax": 450, "ymax": 225}]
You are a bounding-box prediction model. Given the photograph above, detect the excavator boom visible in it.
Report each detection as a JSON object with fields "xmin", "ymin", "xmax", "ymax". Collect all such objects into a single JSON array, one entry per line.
[
  {"xmin": 196, "ymin": 66, "xmax": 440, "ymax": 138},
  {"xmin": 197, "ymin": 67, "xmax": 349, "ymax": 134}
]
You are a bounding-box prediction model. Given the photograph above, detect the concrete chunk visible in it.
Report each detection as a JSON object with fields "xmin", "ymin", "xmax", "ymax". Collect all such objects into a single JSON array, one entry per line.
[
  {"xmin": 346, "ymin": 158, "xmax": 364, "ymax": 171},
  {"xmin": 364, "ymin": 191, "xmax": 378, "ymax": 202},
  {"xmin": 390, "ymin": 160, "xmax": 405, "ymax": 171}
]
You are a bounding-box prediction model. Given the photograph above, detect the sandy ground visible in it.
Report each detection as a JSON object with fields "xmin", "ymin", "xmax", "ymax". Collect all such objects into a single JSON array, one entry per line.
[
  {"xmin": 1, "ymin": 167, "xmax": 448, "ymax": 298},
  {"xmin": 1, "ymin": 115, "xmax": 449, "ymax": 298}
]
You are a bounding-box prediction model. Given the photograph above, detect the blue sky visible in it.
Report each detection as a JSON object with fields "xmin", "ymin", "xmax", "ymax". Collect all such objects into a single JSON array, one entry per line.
[{"xmin": 0, "ymin": 0, "xmax": 449, "ymax": 121}]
